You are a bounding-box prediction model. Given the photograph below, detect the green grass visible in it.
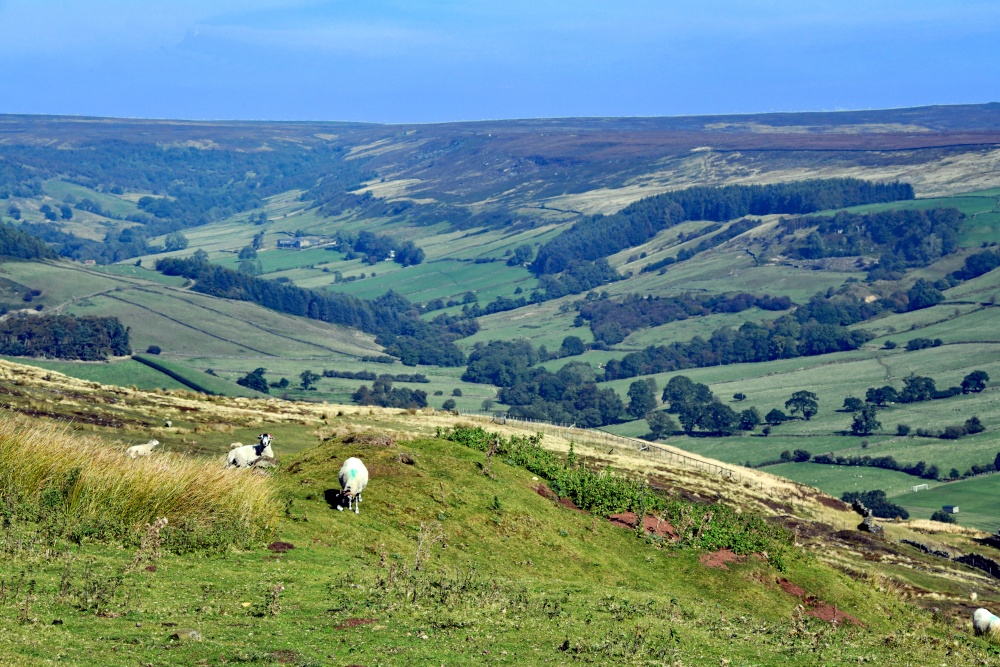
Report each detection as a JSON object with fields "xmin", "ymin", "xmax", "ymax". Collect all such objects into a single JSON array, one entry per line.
[
  {"xmin": 763, "ymin": 462, "xmax": 932, "ymax": 499},
  {"xmin": 0, "ymin": 357, "xmax": 190, "ymax": 392},
  {"xmin": 131, "ymin": 355, "xmax": 267, "ymax": 398},
  {"xmin": 89, "ymin": 264, "xmax": 190, "ymax": 286},
  {"xmin": 893, "ymin": 473, "xmax": 1000, "ymax": 532},
  {"xmin": 0, "ymin": 426, "xmax": 981, "ymax": 666},
  {"xmin": 820, "ymin": 188, "xmax": 1000, "ymax": 247},
  {"xmin": 43, "ymin": 180, "xmax": 142, "ymax": 218}
]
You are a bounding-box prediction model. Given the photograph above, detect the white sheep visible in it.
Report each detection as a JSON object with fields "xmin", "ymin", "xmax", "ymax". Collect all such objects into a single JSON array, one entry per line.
[
  {"xmin": 974, "ymin": 608, "xmax": 1000, "ymax": 636},
  {"xmin": 334, "ymin": 457, "xmax": 368, "ymax": 514},
  {"xmin": 126, "ymin": 439, "xmax": 160, "ymax": 459},
  {"xmin": 225, "ymin": 434, "xmax": 274, "ymax": 468}
]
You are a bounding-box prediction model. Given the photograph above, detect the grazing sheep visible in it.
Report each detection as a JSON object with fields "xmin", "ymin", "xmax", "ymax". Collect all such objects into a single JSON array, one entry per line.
[
  {"xmin": 333, "ymin": 457, "xmax": 368, "ymax": 514},
  {"xmin": 164, "ymin": 420, "xmax": 172, "ymax": 428},
  {"xmin": 225, "ymin": 434, "xmax": 274, "ymax": 468},
  {"xmin": 974, "ymin": 608, "xmax": 1000, "ymax": 636},
  {"xmin": 126, "ymin": 439, "xmax": 160, "ymax": 459}
]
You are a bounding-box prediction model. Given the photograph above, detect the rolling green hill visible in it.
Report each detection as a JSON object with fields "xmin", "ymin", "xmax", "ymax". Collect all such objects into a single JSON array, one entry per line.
[
  {"xmin": 0, "ymin": 361, "xmax": 998, "ymax": 665},
  {"xmin": 1, "ymin": 108, "xmax": 1000, "ymax": 537}
]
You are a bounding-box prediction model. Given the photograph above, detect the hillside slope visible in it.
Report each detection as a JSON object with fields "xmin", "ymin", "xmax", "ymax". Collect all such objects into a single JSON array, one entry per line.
[{"xmin": 0, "ymin": 360, "xmax": 998, "ymax": 664}]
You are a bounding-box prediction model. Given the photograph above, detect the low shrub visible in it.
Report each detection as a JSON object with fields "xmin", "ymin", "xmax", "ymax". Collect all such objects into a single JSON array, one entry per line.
[{"xmin": 441, "ymin": 425, "xmax": 792, "ymax": 569}]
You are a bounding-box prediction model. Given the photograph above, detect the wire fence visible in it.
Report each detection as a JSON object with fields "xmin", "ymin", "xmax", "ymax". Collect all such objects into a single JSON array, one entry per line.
[{"xmin": 457, "ymin": 410, "xmax": 756, "ymax": 486}]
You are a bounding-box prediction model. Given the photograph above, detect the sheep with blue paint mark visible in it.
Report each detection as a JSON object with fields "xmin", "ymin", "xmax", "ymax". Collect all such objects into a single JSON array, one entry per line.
[
  {"xmin": 334, "ymin": 457, "xmax": 368, "ymax": 514},
  {"xmin": 974, "ymin": 608, "xmax": 1000, "ymax": 637}
]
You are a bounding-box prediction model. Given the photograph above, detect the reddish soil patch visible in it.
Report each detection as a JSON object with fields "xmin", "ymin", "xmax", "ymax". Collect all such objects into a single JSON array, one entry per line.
[
  {"xmin": 335, "ymin": 618, "xmax": 377, "ymax": 630},
  {"xmin": 558, "ymin": 497, "xmax": 588, "ymax": 514},
  {"xmin": 699, "ymin": 549, "xmax": 745, "ymax": 569},
  {"xmin": 268, "ymin": 541, "xmax": 295, "ymax": 553},
  {"xmin": 777, "ymin": 577, "xmax": 862, "ymax": 626},
  {"xmin": 807, "ymin": 603, "xmax": 861, "ymax": 625},
  {"xmin": 534, "ymin": 484, "xmax": 557, "ymax": 501},
  {"xmin": 270, "ymin": 650, "xmax": 298, "ymax": 664},
  {"xmin": 144, "ymin": 565, "xmax": 157, "ymax": 573},
  {"xmin": 608, "ymin": 512, "xmax": 678, "ymax": 539},
  {"xmin": 777, "ymin": 578, "xmax": 807, "ymax": 598}
]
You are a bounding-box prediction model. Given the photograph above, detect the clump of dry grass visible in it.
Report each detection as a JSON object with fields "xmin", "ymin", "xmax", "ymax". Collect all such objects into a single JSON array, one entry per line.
[
  {"xmin": 0, "ymin": 415, "xmax": 278, "ymax": 547},
  {"xmin": 342, "ymin": 430, "xmax": 397, "ymax": 447},
  {"xmin": 906, "ymin": 520, "xmax": 987, "ymax": 537}
]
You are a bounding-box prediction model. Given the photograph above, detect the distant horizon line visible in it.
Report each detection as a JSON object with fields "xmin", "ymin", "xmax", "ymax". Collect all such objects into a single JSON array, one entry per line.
[{"xmin": 1, "ymin": 101, "xmax": 997, "ymax": 127}]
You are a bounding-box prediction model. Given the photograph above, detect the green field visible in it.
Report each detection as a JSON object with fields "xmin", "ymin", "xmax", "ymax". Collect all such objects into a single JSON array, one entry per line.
[
  {"xmin": 829, "ymin": 189, "xmax": 1000, "ymax": 248},
  {"xmin": 764, "ymin": 462, "xmax": 932, "ymax": 499},
  {"xmin": 0, "ymin": 408, "xmax": 992, "ymax": 666},
  {"xmin": 43, "ymin": 179, "xmax": 143, "ymax": 218},
  {"xmin": 894, "ymin": 473, "xmax": 1000, "ymax": 531},
  {"xmin": 1, "ymin": 357, "xmax": 190, "ymax": 391}
]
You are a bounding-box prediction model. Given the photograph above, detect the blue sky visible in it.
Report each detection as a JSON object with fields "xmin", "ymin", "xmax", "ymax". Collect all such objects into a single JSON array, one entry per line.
[{"xmin": 0, "ymin": 0, "xmax": 996, "ymax": 123}]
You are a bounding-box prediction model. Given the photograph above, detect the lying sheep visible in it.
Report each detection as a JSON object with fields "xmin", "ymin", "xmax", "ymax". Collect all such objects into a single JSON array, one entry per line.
[
  {"xmin": 226, "ymin": 434, "xmax": 274, "ymax": 468},
  {"xmin": 333, "ymin": 457, "xmax": 368, "ymax": 514},
  {"xmin": 974, "ymin": 608, "xmax": 1000, "ymax": 636},
  {"xmin": 126, "ymin": 439, "xmax": 160, "ymax": 459}
]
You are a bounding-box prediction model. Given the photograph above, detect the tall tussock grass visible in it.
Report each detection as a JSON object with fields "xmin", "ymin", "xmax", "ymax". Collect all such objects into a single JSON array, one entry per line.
[{"xmin": 0, "ymin": 415, "xmax": 278, "ymax": 550}]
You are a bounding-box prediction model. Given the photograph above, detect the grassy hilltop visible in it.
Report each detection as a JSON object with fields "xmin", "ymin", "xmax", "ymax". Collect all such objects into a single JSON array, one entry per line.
[{"xmin": 0, "ymin": 360, "xmax": 998, "ymax": 665}]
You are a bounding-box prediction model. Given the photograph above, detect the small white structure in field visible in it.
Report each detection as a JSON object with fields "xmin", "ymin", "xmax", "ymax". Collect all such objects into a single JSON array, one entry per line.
[
  {"xmin": 126, "ymin": 439, "xmax": 160, "ymax": 458},
  {"xmin": 333, "ymin": 457, "xmax": 369, "ymax": 514},
  {"xmin": 943, "ymin": 505, "xmax": 960, "ymax": 514},
  {"xmin": 225, "ymin": 434, "xmax": 274, "ymax": 468},
  {"xmin": 910, "ymin": 484, "xmax": 928, "ymax": 492},
  {"xmin": 974, "ymin": 608, "xmax": 1000, "ymax": 636}
]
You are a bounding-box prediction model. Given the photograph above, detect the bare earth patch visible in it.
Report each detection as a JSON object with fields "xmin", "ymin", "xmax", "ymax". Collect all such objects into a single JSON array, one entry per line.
[
  {"xmin": 699, "ymin": 549, "xmax": 745, "ymax": 569},
  {"xmin": 778, "ymin": 577, "xmax": 862, "ymax": 626},
  {"xmin": 270, "ymin": 650, "xmax": 298, "ymax": 664},
  {"xmin": 607, "ymin": 512, "xmax": 678, "ymax": 539}
]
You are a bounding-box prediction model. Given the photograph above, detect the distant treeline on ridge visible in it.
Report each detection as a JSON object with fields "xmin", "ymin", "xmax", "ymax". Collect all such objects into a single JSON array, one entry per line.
[{"xmin": 532, "ymin": 178, "xmax": 914, "ymax": 274}]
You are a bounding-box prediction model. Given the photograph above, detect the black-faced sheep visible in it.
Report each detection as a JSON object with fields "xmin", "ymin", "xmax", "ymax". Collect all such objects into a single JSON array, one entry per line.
[
  {"xmin": 333, "ymin": 457, "xmax": 368, "ymax": 514},
  {"xmin": 226, "ymin": 434, "xmax": 274, "ymax": 468}
]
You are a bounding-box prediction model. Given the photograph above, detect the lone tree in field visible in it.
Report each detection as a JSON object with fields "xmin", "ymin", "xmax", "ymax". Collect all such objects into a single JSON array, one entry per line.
[
  {"xmin": 851, "ymin": 404, "xmax": 881, "ymax": 436},
  {"xmin": 866, "ymin": 385, "xmax": 898, "ymax": 406},
  {"xmin": 237, "ymin": 367, "xmax": 269, "ymax": 394},
  {"xmin": 738, "ymin": 407, "xmax": 761, "ymax": 431},
  {"xmin": 299, "ymin": 369, "xmax": 320, "ymax": 390},
  {"xmin": 765, "ymin": 408, "xmax": 787, "ymax": 426},
  {"xmin": 646, "ymin": 410, "xmax": 677, "ymax": 440},
  {"xmin": 785, "ymin": 390, "xmax": 819, "ymax": 420},
  {"xmin": 962, "ymin": 370, "xmax": 989, "ymax": 394},
  {"xmin": 842, "ymin": 396, "xmax": 863, "ymax": 412},
  {"xmin": 627, "ymin": 378, "xmax": 658, "ymax": 419}
]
